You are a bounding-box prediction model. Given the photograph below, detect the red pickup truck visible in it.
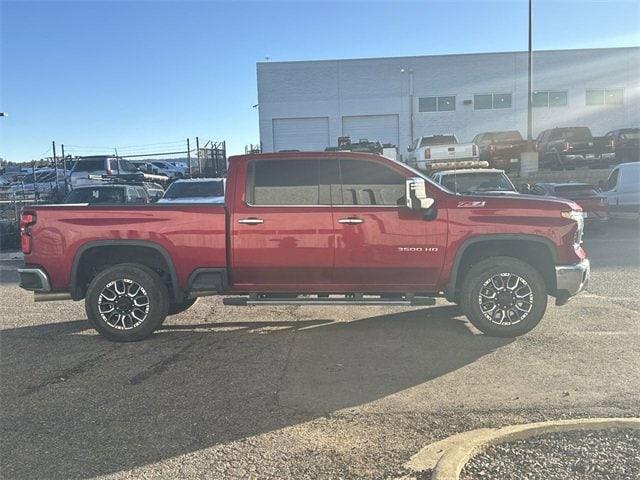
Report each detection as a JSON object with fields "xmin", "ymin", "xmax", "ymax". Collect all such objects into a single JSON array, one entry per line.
[{"xmin": 18, "ymin": 152, "xmax": 590, "ymax": 341}]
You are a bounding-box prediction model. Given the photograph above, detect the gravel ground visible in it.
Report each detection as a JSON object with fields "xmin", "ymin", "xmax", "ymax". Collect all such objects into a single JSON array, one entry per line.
[{"xmin": 461, "ymin": 429, "xmax": 640, "ymax": 480}]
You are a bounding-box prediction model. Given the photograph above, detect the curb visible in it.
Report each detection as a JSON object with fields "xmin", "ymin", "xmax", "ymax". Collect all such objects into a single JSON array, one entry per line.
[{"xmin": 405, "ymin": 417, "xmax": 640, "ymax": 480}]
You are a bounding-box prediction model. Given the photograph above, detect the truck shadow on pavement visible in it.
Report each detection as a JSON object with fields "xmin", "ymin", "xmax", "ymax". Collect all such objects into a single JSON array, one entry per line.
[{"xmin": 0, "ymin": 305, "xmax": 512, "ymax": 479}]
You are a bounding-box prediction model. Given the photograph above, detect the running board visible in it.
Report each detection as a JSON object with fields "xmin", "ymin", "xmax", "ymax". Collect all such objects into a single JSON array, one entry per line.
[{"xmin": 223, "ymin": 294, "xmax": 436, "ymax": 307}]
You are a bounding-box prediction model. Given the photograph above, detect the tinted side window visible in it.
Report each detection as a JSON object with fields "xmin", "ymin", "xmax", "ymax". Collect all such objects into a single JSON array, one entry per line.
[
  {"xmin": 339, "ymin": 160, "xmax": 406, "ymax": 206},
  {"xmin": 249, "ymin": 160, "xmax": 319, "ymax": 205}
]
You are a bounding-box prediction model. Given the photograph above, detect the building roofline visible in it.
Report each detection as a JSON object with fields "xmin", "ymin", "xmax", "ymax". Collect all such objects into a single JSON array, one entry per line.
[{"xmin": 257, "ymin": 46, "xmax": 639, "ymax": 66}]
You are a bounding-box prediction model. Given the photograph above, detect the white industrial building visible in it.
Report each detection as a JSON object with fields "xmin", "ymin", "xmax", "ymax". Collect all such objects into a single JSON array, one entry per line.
[{"xmin": 256, "ymin": 47, "xmax": 639, "ymax": 155}]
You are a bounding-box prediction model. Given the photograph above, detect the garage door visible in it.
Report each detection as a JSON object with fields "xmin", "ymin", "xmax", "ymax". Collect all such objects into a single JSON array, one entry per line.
[
  {"xmin": 273, "ymin": 117, "xmax": 330, "ymax": 152},
  {"xmin": 342, "ymin": 114, "xmax": 399, "ymax": 146}
]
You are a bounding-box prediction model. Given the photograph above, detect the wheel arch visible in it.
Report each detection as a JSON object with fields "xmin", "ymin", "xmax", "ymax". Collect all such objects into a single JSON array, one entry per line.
[
  {"xmin": 70, "ymin": 240, "xmax": 180, "ymax": 302},
  {"xmin": 446, "ymin": 234, "xmax": 558, "ymax": 302}
]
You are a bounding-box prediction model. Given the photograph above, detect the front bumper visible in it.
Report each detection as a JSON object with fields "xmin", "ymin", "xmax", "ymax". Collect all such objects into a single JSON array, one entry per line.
[
  {"xmin": 555, "ymin": 259, "xmax": 590, "ymax": 303},
  {"xmin": 17, "ymin": 267, "xmax": 51, "ymax": 292}
]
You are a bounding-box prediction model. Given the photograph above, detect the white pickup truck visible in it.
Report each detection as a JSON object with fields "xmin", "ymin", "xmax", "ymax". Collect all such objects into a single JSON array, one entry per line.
[{"xmin": 407, "ymin": 135, "xmax": 478, "ymax": 171}]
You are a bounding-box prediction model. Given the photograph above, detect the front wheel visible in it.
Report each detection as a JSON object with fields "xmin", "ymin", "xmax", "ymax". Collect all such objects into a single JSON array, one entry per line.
[
  {"xmin": 460, "ymin": 257, "xmax": 548, "ymax": 337},
  {"xmin": 85, "ymin": 263, "xmax": 169, "ymax": 342}
]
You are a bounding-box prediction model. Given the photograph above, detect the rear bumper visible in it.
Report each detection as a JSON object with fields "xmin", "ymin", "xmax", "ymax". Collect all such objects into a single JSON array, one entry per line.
[
  {"xmin": 17, "ymin": 267, "xmax": 51, "ymax": 292},
  {"xmin": 555, "ymin": 259, "xmax": 590, "ymax": 302}
]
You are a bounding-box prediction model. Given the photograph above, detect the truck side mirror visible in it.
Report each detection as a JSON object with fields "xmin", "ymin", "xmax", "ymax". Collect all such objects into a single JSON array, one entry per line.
[{"xmin": 406, "ymin": 177, "xmax": 435, "ymax": 211}]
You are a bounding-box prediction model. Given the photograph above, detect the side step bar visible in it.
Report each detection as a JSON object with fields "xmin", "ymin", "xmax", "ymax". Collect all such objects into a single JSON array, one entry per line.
[{"xmin": 223, "ymin": 294, "xmax": 436, "ymax": 307}]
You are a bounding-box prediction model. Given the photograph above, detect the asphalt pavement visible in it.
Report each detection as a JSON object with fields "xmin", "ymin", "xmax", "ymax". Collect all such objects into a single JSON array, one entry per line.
[{"xmin": 1, "ymin": 224, "xmax": 638, "ymax": 479}]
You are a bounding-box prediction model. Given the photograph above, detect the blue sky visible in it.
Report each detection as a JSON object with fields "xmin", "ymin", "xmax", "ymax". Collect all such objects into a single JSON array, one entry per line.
[{"xmin": 1, "ymin": 0, "xmax": 639, "ymax": 162}]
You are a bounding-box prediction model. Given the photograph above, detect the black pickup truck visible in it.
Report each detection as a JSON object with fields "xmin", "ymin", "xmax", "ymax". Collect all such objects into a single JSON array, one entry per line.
[{"xmin": 535, "ymin": 127, "xmax": 613, "ymax": 170}]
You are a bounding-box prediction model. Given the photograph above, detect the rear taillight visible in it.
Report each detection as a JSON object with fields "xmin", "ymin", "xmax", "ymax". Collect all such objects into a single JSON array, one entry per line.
[
  {"xmin": 424, "ymin": 147, "xmax": 431, "ymax": 160},
  {"xmin": 562, "ymin": 142, "xmax": 571, "ymax": 152},
  {"xmin": 19, "ymin": 211, "xmax": 36, "ymax": 254}
]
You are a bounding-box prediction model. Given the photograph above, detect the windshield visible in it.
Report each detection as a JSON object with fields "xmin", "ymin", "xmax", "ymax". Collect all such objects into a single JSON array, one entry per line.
[
  {"xmin": 563, "ymin": 127, "xmax": 592, "ymax": 141},
  {"xmin": 420, "ymin": 135, "xmax": 457, "ymax": 147},
  {"xmin": 440, "ymin": 172, "xmax": 516, "ymax": 193},
  {"xmin": 108, "ymin": 158, "xmax": 139, "ymax": 173},
  {"xmin": 73, "ymin": 159, "xmax": 106, "ymax": 173},
  {"xmin": 493, "ymin": 131, "xmax": 523, "ymax": 142},
  {"xmin": 620, "ymin": 129, "xmax": 640, "ymax": 140},
  {"xmin": 554, "ymin": 184, "xmax": 598, "ymax": 196},
  {"xmin": 65, "ymin": 187, "xmax": 125, "ymax": 203},
  {"xmin": 163, "ymin": 180, "xmax": 224, "ymax": 198}
]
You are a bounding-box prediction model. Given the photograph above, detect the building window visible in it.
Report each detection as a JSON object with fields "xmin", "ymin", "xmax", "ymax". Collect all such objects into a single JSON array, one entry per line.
[
  {"xmin": 437, "ymin": 96, "xmax": 456, "ymax": 111},
  {"xmin": 586, "ymin": 88, "xmax": 623, "ymax": 106},
  {"xmin": 474, "ymin": 93, "xmax": 512, "ymax": 110},
  {"xmin": 493, "ymin": 93, "xmax": 512, "ymax": 109},
  {"xmin": 533, "ymin": 90, "xmax": 567, "ymax": 107},
  {"xmin": 418, "ymin": 95, "xmax": 455, "ymax": 112},
  {"xmin": 474, "ymin": 94, "xmax": 493, "ymax": 110}
]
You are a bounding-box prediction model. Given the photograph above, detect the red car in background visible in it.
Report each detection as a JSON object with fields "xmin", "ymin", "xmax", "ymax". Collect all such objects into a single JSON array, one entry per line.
[{"xmin": 530, "ymin": 182, "xmax": 608, "ymax": 231}]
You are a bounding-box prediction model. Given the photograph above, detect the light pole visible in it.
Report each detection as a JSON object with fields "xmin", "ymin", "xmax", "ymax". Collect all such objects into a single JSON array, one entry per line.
[
  {"xmin": 401, "ymin": 68, "xmax": 415, "ymax": 150},
  {"xmin": 520, "ymin": 0, "xmax": 539, "ymax": 175}
]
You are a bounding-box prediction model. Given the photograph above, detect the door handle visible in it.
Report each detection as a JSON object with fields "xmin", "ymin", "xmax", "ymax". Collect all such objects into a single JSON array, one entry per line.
[
  {"xmin": 238, "ymin": 218, "xmax": 264, "ymax": 225},
  {"xmin": 338, "ymin": 217, "xmax": 364, "ymax": 225}
]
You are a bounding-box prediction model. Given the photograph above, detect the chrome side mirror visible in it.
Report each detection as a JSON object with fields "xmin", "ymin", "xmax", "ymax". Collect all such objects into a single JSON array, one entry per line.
[{"xmin": 406, "ymin": 177, "xmax": 435, "ymax": 210}]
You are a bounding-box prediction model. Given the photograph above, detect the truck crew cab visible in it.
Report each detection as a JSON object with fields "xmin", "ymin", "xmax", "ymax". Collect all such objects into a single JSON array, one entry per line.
[{"xmin": 18, "ymin": 152, "xmax": 589, "ymax": 342}]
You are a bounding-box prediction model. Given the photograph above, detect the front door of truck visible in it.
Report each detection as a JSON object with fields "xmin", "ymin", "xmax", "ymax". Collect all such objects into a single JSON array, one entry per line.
[
  {"xmin": 331, "ymin": 158, "xmax": 447, "ymax": 290},
  {"xmin": 231, "ymin": 158, "xmax": 334, "ymax": 289}
]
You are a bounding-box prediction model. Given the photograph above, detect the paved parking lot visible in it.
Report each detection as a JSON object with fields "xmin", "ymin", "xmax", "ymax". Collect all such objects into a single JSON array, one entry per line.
[{"xmin": 1, "ymin": 224, "xmax": 638, "ymax": 479}]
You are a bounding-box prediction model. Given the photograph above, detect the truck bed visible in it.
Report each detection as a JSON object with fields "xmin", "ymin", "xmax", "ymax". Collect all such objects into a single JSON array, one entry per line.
[{"xmin": 23, "ymin": 204, "xmax": 227, "ymax": 292}]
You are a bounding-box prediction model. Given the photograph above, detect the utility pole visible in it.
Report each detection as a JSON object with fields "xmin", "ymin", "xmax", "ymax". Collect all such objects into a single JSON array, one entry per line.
[
  {"xmin": 195, "ymin": 137, "xmax": 201, "ymax": 175},
  {"xmin": 61, "ymin": 144, "xmax": 68, "ymax": 193},
  {"xmin": 52, "ymin": 141, "xmax": 60, "ymax": 191},
  {"xmin": 186, "ymin": 138, "xmax": 191, "ymax": 177}
]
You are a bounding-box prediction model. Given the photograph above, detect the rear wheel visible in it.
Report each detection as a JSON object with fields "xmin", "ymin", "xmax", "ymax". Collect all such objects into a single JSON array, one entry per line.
[
  {"xmin": 460, "ymin": 257, "xmax": 547, "ymax": 337},
  {"xmin": 85, "ymin": 263, "xmax": 169, "ymax": 342}
]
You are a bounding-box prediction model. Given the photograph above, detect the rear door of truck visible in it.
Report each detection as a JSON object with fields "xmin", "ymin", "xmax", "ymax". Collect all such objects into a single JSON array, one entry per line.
[{"xmin": 230, "ymin": 157, "xmax": 335, "ymax": 289}]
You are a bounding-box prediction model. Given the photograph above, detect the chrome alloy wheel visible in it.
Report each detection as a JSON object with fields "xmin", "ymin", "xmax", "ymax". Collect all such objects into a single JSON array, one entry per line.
[
  {"xmin": 98, "ymin": 279, "xmax": 150, "ymax": 330},
  {"xmin": 478, "ymin": 273, "xmax": 533, "ymax": 326}
]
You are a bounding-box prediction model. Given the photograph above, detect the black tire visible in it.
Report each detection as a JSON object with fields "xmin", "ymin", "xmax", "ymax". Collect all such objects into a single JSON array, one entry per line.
[
  {"xmin": 85, "ymin": 263, "xmax": 169, "ymax": 342},
  {"xmin": 460, "ymin": 256, "xmax": 548, "ymax": 337},
  {"xmin": 168, "ymin": 297, "xmax": 199, "ymax": 315}
]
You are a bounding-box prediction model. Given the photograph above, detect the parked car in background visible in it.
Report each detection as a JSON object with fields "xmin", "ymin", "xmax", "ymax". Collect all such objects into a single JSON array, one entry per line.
[
  {"xmin": 600, "ymin": 162, "xmax": 640, "ymax": 221},
  {"xmin": 158, "ymin": 178, "xmax": 225, "ymax": 204},
  {"xmin": 604, "ymin": 128, "xmax": 640, "ymax": 163},
  {"xmin": 472, "ymin": 130, "xmax": 526, "ymax": 171},
  {"xmin": 150, "ymin": 161, "xmax": 184, "ymax": 180},
  {"xmin": 529, "ymin": 182, "xmax": 608, "ymax": 231},
  {"xmin": 18, "ymin": 151, "xmax": 589, "ymax": 342},
  {"xmin": 64, "ymin": 184, "xmax": 149, "ymax": 204},
  {"xmin": 168, "ymin": 161, "xmax": 189, "ymax": 176},
  {"xmin": 69, "ymin": 156, "xmax": 142, "ymax": 188},
  {"xmin": 407, "ymin": 135, "xmax": 478, "ymax": 171},
  {"xmin": 431, "ymin": 168, "xmax": 517, "ymax": 195},
  {"xmin": 8, "ymin": 169, "xmax": 66, "ymax": 201},
  {"xmin": 535, "ymin": 127, "xmax": 613, "ymax": 170}
]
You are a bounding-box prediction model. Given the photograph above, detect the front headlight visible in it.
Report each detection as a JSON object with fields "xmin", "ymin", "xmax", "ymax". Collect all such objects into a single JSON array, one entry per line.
[{"xmin": 561, "ymin": 210, "xmax": 584, "ymax": 247}]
